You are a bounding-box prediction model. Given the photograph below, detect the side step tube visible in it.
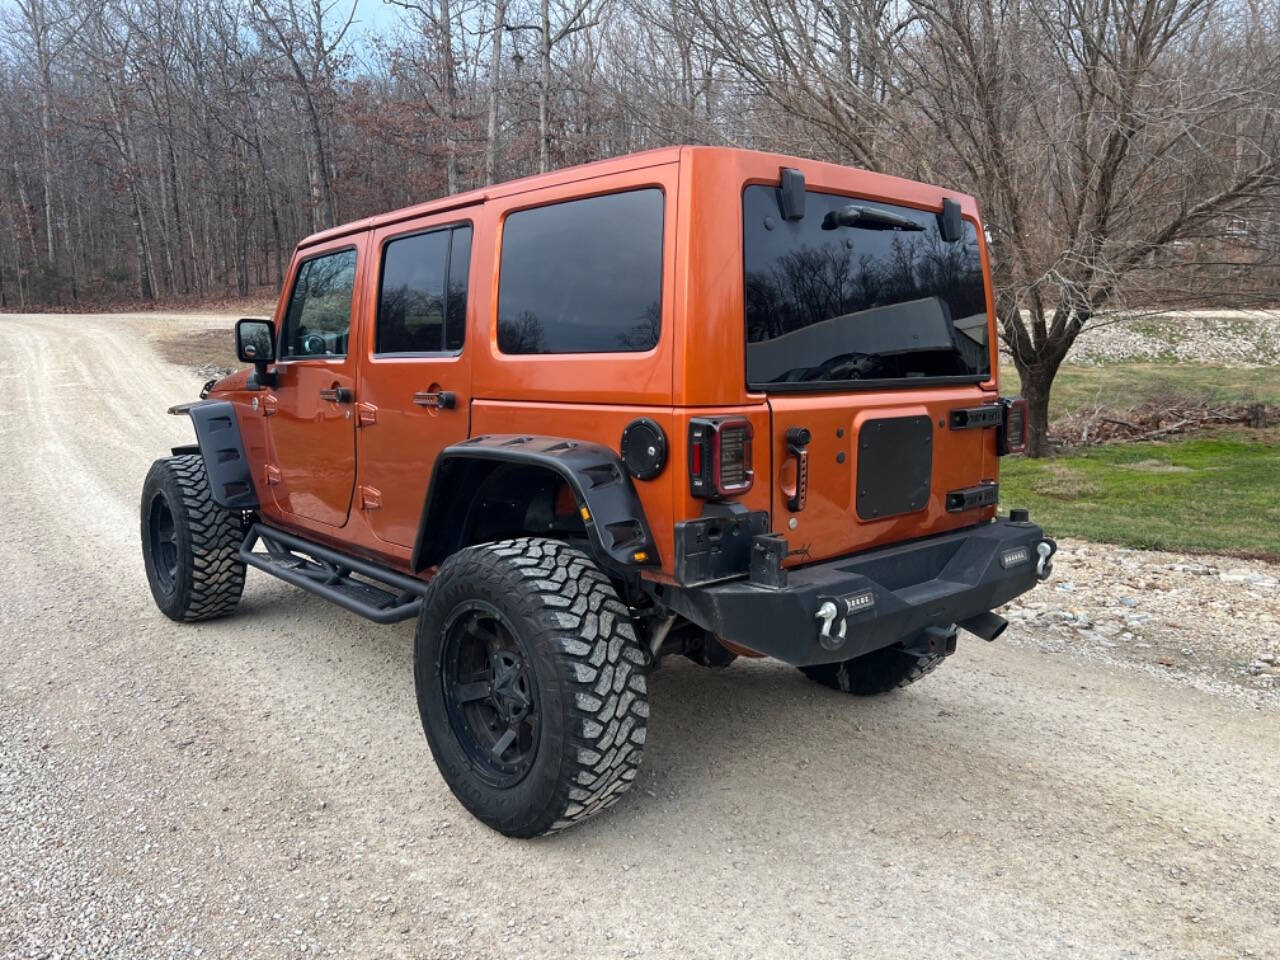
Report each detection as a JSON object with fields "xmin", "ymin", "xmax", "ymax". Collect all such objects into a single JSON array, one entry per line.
[{"xmin": 239, "ymin": 523, "xmax": 429, "ymax": 624}]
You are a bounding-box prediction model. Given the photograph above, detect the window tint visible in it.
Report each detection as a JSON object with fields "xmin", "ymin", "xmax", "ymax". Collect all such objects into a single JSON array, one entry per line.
[
  {"xmin": 446, "ymin": 227, "xmax": 470, "ymax": 352},
  {"xmin": 743, "ymin": 186, "xmax": 990, "ymax": 386},
  {"xmin": 281, "ymin": 248, "xmax": 357, "ymax": 358},
  {"xmin": 377, "ymin": 225, "xmax": 472, "ymax": 354},
  {"xmin": 497, "ymin": 189, "xmax": 663, "ymax": 354}
]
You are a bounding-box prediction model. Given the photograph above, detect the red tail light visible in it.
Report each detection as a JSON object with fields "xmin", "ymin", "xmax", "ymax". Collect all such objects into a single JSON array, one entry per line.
[
  {"xmin": 998, "ymin": 397, "xmax": 1027, "ymax": 455},
  {"xmin": 689, "ymin": 417, "xmax": 754, "ymax": 497}
]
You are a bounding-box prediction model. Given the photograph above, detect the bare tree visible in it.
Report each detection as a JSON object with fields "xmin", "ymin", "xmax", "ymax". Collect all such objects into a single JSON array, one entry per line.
[
  {"xmin": 902, "ymin": 0, "xmax": 1280, "ymax": 453},
  {"xmin": 250, "ymin": 0, "xmax": 357, "ymax": 230},
  {"xmin": 0, "ymin": 0, "xmax": 1274, "ymax": 374}
]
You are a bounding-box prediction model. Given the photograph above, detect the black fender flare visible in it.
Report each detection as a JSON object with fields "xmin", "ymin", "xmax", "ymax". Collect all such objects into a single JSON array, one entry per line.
[
  {"xmin": 183, "ymin": 400, "xmax": 259, "ymax": 510},
  {"xmin": 411, "ymin": 435, "xmax": 659, "ymax": 577}
]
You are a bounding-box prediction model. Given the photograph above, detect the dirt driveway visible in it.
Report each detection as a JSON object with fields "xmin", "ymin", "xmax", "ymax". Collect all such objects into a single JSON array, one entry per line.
[{"xmin": 2, "ymin": 312, "xmax": 1277, "ymax": 960}]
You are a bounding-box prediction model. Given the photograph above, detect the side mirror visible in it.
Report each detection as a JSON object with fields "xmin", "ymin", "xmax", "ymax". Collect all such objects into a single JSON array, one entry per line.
[{"xmin": 236, "ymin": 318, "xmax": 277, "ymax": 389}]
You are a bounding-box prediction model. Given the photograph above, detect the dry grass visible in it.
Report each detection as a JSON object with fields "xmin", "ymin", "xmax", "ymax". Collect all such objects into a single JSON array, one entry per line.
[{"xmin": 152, "ymin": 326, "xmax": 238, "ymax": 372}]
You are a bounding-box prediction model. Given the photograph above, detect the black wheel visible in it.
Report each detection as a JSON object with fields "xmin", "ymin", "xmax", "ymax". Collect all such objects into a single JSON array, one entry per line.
[
  {"xmin": 140, "ymin": 455, "xmax": 246, "ymax": 622},
  {"xmin": 799, "ymin": 644, "xmax": 944, "ymax": 695},
  {"xmin": 415, "ymin": 538, "xmax": 648, "ymax": 838}
]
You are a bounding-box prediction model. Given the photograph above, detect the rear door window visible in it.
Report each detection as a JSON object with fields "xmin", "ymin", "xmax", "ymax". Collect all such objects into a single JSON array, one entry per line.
[
  {"xmin": 377, "ymin": 225, "xmax": 472, "ymax": 354},
  {"xmin": 497, "ymin": 189, "xmax": 664, "ymax": 354},
  {"xmin": 281, "ymin": 248, "xmax": 358, "ymax": 358},
  {"xmin": 743, "ymin": 186, "xmax": 990, "ymax": 388}
]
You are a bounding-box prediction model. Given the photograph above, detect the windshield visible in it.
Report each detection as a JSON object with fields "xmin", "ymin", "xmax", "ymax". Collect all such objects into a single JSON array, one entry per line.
[{"xmin": 743, "ymin": 186, "xmax": 991, "ymax": 388}]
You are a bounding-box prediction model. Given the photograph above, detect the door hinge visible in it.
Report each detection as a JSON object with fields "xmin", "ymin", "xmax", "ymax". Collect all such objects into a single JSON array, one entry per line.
[
  {"xmin": 262, "ymin": 394, "xmax": 278, "ymax": 417},
  {"xmin": 359, "ymin": 484, "xmax": 382, "ymax": 510},
  {"xmin": 265, "ymin": 464, "xmax": 281, "ymax": 486},
  {"xmin": 356, "ymin": 401, "xmax": 378, "ymax": 427}
]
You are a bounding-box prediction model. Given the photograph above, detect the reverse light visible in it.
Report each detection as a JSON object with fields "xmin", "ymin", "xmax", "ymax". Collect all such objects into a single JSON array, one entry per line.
[
  {"xmin": 689, "ymin": 417, "xmax": 754, "ymax": 497},
  {"xmin": 998, "ymin": 397, "xmax": 1028, "ymax": 455}
]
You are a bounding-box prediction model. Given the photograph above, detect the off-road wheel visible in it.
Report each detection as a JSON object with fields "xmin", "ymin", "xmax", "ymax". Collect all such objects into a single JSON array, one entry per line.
[
  {"xmin": 414, "ymin": 538, "xmax": 648, "ymax": 838},
  {"xmin": 140, "ymin": 454, "xmax": 246, "ymax": 622},
  {"xmin": 799, "ymin": 644, "xmax": 944, "ymax": 695}
]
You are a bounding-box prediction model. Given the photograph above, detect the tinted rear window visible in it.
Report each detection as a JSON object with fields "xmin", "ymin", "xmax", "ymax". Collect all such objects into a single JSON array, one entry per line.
[
  {"xmin": 743, "ymin": 186, "xmax": 990, "ymax": 387},
  {"xmin": 497, "ymin": 189, "xmax": 663, "ymax": 354}
]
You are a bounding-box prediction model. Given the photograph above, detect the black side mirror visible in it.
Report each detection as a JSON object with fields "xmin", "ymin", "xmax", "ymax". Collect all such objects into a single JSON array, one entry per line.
[{"xmin": 236, "ymin": 318, "xmax": 277, "ymax": 389}]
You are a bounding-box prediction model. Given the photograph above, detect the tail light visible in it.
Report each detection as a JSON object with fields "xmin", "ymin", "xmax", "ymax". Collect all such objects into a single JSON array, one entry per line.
[
  {"xmin": 998, "ymin": 397, "xmax": 1027, "ymax": 455},
  {"xmin": 689, "ymin": 417, "xmax": 754, "ymax": 497}
]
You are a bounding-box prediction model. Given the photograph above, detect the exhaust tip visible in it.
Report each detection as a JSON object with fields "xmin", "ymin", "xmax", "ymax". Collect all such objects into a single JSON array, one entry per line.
[{"xmin": 959, "ymin": 611, "xmax": 1009, "ymax": 643}]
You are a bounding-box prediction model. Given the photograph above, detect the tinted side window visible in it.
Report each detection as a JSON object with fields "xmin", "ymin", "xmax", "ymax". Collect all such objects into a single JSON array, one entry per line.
[
  {"xmin": 497, "ymin": 189, "xmax": 663, "ymax": 354},
  {"xmin": 377, "ymin": 225, "xmax": 472, "ymax": 354},
  {"xmin": 446, "ymin": 227, "xmax": 470, "ymax": 352},
  {"xmin": 281, "ymin": 248, "xmax": 357, "ymax": 358}
]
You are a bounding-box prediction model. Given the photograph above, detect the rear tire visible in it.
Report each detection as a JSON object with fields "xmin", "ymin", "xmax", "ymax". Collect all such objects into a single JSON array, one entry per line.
[
  {"xmin": 414, "ymin": 538, "xmax": 648, "ymax": 838},
  {"xmin": 799, "ymin": 644, "xmax": 944, "ymax": 695},
  {"xmin": 140, "ymin": 455, "xmax": 246, "ymax": 622}
]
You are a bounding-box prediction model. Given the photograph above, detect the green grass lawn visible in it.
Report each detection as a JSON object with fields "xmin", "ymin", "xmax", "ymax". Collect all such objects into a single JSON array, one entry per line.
[
  {"xmin": 999, "ymin": 430, "xmax": 1280, "ymax": 559},
  {"xmin": 999, "ymin": 361, "xmax": 1280, "ymax": 419}
]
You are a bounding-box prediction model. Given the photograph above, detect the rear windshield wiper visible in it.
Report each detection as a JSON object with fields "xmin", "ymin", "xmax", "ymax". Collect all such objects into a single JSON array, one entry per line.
[{"xmin": 821, "ymin": 204, "xmax": 925, "ymax": 232}]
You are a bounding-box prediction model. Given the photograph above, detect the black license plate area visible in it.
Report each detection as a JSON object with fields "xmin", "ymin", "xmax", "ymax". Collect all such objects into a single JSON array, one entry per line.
[{"xmin": 856, "ymin": 415, "xmax": 933, "ymax": 520}]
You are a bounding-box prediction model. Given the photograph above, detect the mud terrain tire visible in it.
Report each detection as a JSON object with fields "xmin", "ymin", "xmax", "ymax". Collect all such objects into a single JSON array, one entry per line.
[
  {"xmin": 799, "ymin": 645, "xmax": 944, "ymax": 695},
  {"xmin": 140, "ymin": 454, "xmax": 246, "ymax": 622},
  {"xmin": 414, "ymin": 538, "xmax": 648, "ymax": 838}
]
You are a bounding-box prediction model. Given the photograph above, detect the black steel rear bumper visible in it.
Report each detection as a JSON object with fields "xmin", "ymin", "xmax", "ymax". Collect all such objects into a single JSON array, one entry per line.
[{"xmin": 662, "ymin": 518, "xmax": 1055, "ymax": 666}]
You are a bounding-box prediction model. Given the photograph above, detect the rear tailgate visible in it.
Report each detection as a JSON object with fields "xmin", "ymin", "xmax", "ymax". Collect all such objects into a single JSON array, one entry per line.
[
  {"xmin": 768, "ymin": 387, "xmax": 998, "ymax": 565},
  {"xmin": 741, "ymin": 179, "xmax": 1001, "ymax": 565}
]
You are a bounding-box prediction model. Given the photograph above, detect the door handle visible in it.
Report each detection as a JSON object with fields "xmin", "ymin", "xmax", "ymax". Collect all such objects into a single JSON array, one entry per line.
[
  {"xmin": 412, "ymin": 389, "xmax": 456, "ymax": 411},
  {"xmin": 319, "ymin": 386, "xmax": 353, "ymax": 403}
]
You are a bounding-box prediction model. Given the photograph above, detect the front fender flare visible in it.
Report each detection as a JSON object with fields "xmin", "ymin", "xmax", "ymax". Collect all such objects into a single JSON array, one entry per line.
[
  {"xmin": 184, "ymin": 400, "xmax": 259, "ymax": 510},
  {"xmin": 411, "ymin": 435, "xmax": 659, "ymax": 576}
]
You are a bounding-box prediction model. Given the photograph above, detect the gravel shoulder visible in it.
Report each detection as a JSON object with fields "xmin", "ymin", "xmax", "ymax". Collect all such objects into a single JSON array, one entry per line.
[{"xmin": 2, "ymin": 312, "xmax": 1278, "ymax": 960}]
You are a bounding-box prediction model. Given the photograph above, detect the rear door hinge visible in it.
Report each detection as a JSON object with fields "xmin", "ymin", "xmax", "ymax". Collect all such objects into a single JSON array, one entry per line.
[
  {"xmin": 359, "ymin": 484, "xmax": 382, "ymax": 510},
  {"xmin": 262, "ymin": 394, "xmax": 278, "ymax": 417},
  {"xmin": 264, "ymin": 464, "xmax": 282, "ymax": 486},
  {"xmin": 356, "ymin": 401, "xmax": 378, "ymax": 427}
]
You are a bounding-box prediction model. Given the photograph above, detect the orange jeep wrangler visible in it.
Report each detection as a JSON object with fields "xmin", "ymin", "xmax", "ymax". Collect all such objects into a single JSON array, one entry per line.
[{"xmin": 142, "ymin": 146, "xmax": 1055, "ymax": 837}]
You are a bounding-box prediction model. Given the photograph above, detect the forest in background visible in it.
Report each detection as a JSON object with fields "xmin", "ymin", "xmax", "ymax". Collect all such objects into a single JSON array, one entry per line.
[{"xmin": 3, "ymin": 0, "xmax": 1278, "ymax": 452}]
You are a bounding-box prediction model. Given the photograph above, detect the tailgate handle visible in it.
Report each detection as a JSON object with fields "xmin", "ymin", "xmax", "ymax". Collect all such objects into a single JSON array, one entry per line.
[
  {"xmin": 950, "ymin": 405, "xmax": 1002, "ymax": 429},
  {"xmin": 784, "ymin": 426, "xmax": 811, "ymax": 513}
]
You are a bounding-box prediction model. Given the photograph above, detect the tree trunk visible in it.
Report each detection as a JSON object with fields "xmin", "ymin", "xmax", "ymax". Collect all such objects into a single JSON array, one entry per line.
[
  {"xmin": 438, "ymin": 0, "xmax": 459, "ymax": 194},
  {"xmin": 485, "ymin": 0, "xmax": 507, "ymax": 185},
  {"xmin": 538, "ymin": 0, "xmax": 551, "ymax": 173},
  {"xmin": 1017, "ymin": 368, "xmax": 1054, "ymax": 458}
]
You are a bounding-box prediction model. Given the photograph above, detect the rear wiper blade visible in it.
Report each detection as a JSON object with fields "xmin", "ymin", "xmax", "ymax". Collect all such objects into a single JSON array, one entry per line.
[{"xmin": 821, "ymin": 204, "xmax": 925, "ymax": 232}]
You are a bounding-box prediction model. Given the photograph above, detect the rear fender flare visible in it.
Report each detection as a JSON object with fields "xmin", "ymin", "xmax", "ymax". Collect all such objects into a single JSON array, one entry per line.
[{"xmin": 411, "ymin": 435, "xmax": 659, "ymax": 577}]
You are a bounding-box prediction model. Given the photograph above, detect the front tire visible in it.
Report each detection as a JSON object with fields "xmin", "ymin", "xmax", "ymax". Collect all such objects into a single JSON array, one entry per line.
[
  {"xmin": 799, "ymin": 644, "xmax": 944, "ymax": 695},
  {"xmin": 140, "ymin": 454, "xmax": 246, "ymax": 622},
  {"xmin": 414, "ymin": 538, "xmax": 648, "ymax": 838}
]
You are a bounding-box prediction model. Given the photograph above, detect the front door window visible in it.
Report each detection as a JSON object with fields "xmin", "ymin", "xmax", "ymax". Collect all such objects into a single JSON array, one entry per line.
[{"xmin": 280, "ymin": 248, "xmax": 358, "ymax": 358}]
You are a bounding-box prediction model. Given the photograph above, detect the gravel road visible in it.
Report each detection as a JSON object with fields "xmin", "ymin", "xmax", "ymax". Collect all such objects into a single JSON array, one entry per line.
[{"xmin": 2, "ymin": 312, "xmax": 1278, "ymax": 960}]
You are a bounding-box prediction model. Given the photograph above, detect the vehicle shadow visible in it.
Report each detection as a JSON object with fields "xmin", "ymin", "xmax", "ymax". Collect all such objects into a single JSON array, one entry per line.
[{"xmin": 230, "ymin": 579, "xmax": 1009, "ymax": 844}]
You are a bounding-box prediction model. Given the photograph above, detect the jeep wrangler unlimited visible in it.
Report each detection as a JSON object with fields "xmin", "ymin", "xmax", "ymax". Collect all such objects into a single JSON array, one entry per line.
[{"xmin": 141, "ymin": 147, "xmax": 1054, "ymax": 837}]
